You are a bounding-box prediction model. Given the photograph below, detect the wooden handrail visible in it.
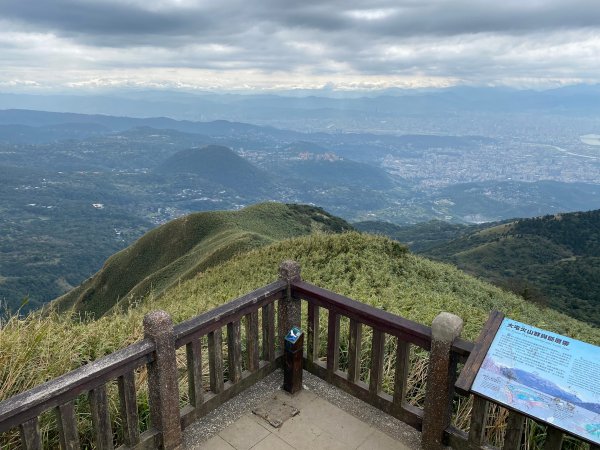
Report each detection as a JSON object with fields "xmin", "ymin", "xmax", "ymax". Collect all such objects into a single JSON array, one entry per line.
[
  {"xmin": 174, "ymin": 280, "xmax": 287, "ymax": 347},
  {"xmin": 291, "ymin": 280, "xmax": 473, "ymax": 358},
  {"xmin": 0, "ymin": 339, "xmax": 154, "ymax": 433}
]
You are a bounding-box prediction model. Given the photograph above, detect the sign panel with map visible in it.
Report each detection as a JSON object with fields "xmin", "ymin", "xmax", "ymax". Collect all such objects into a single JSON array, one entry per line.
[{"xmin": 471, "ymin": 318, "xmax": 600, "ymax": 444}]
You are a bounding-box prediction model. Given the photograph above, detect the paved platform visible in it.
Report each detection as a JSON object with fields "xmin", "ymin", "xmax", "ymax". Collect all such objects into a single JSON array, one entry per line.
[{"xmin": 183, "ymin": 370, "xmax": 420, "ymax": 450}]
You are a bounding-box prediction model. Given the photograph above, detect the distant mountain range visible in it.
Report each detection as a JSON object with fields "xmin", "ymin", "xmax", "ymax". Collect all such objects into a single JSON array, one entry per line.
[{"xmin": 358, "ymin": 209, "xmax": 600, "ymax": 326}]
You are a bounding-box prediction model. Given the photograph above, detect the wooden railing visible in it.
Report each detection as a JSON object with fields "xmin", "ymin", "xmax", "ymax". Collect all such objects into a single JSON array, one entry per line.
[
  {"xmin": 1, "ymin": 260, "xmax": 599, "ymax": 449},
  {"xmin": 0, "ymin": 278, "xmax": 289, "ymax": 449}
]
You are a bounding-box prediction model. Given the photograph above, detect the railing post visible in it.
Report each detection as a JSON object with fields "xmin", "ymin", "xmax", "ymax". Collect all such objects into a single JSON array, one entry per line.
[
  {"xmin": 144, "ymin": 310, "xmax": 182, "ymax": 450},
  {"xmin": 278, "ymin": 260, "xmax": 302, "ymax": 349},
  {"xmin": 422, "ymin": 312, "xmax": 464, "ymax": 450}
]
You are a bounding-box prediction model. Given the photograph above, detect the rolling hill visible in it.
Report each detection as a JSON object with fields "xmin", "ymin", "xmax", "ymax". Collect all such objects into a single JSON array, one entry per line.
[
  {"xmin": 156, "ymin": 145, "xmax": 273, "ymax": 194},
  {"xmin": 362, "ymin": 210, "xmax": 600, "ymax": 326},
  {"xmin": 53, "ymin": 203, "xmax": 351, "ymax": 317}
]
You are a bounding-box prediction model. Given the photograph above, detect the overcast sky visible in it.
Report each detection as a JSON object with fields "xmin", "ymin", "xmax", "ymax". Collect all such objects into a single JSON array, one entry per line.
[{"xmin": 1, "ymin": 0, "xmax": 600, "ymax": 92}]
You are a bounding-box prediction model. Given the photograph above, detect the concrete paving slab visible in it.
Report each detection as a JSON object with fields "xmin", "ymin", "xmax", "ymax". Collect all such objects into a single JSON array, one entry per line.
[
  {"xmin": 250, "ymin": 433, "xmax": 295, "ymax": 450},
  {"xmin": 218, "ymin": 415, "xmax": 270, "ymax": 450}
]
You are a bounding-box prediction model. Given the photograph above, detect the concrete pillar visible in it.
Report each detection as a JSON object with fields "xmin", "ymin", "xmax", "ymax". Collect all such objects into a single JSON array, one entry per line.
[
  {"xmin": 422, "ymin": 312, "xmax": 464, "ymax": 450},
  {"xmin": 144, "ymin": 310, "xmax": 182, "ymax": 450},
  {"xmin": 278, "ymin": 260, "xmax": 302, "ymax": 349}
]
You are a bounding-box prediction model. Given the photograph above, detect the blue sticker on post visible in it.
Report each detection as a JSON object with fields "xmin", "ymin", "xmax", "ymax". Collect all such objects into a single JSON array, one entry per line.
[{"xmin": 285, "ymin": 326, "xmax": 302, "ymax": 344}]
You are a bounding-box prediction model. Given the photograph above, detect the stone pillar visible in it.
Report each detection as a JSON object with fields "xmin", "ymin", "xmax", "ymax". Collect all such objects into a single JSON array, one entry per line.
[
  {"xmin": 278, "ymin": 260, "xmax": 302, "ymax": 349},
  {"xmin": 422, "ymin": 312, "xmax": 464, "ymax": 450},
  {"xmin": 144, "ymin": 310, "xmax": 182, "ymax": 450}
]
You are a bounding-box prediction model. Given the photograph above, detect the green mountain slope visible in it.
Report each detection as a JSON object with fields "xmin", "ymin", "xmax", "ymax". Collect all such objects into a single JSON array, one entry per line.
[
  {"xmin": 53, "ymin": 203, "xmax": 351, "ymax": 317},
  {"xmin": 410, "ymin": 210, "xmax": 600, "ymax": 326},
  {"xmin": 156, "ymin": 145, "xmax": 273, "ymax": 194}
]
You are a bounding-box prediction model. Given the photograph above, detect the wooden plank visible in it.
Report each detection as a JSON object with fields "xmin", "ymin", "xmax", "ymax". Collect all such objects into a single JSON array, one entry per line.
[
  {"xmin": 56, "ymin": 401, "xmax": 80, "ymax": 450},
  {"xmin": 208, "ymin": 328, "xmax": 224, "ymax": 394},
  {"xmin": 304, "ymin": 358, "xmax": 423, "ymax": 430},
  {"xmin": 347, "ymin": 319, "xmax": 362, "ymax": 383},
  {"xmin": 369, "ymin": 328, "xmax": 385, "ymax": 395},
  {"xmin": 174, "ymin": 280, "xmax": 286, "ymax": 347},
  {"xmin": 180, "ymin": 356, "xmax": 284, "ymax": 430},
  {"xmin": 503, "ymin": 410, "xmax": 525, "ymax": 450},
  {"xmin": 0, "ymin": 340, "xmax": 154, "ymax": 433},
  {"xmin": 293, "ymin": 281, "xmax": 474, "ymax": 359},
  {"xmin": 468, "ymin": 396, "xmax": 489, "ymax": 446},
  {"xmin": 89, "ymin": 385, "xmax": 114, "ymax": 450},
  {"xmin": 186, "ymin": 339, "xmax": 203, "ymax": 408},
  {"xmin": 262, "ymin": 302, "xmax": 276, "ymax": 362},
  {"xmin": 117, "ymin": 371, "xmax": 140, "ymax": 446},
  {"xmin": 326, "ymin": 311, "xmax": 340, "ymax": 378},
  {"xmin": 455, "ymin": 310, "xmax": 504, "ymax": 395},
  {"xmin": 542, "ymin": 426, "xmax": 563, "ymax": 450},
  {"xmin": 306, "ymin": 302, "xmax": 320, "ymax": 363},
  {"xmin": 393, "ymin": 340, "xmax": 410, "ymax": 406},
  {"xmin": 227, "ymin": 321, "xmax": 243, "ymax": 384},
  {"xmin": 245, "ymin": 311, "xmax": 260, "ymax": 373},
  {"xmin": 19, "ymin": 417, "xmax": 41, "ymax": 450}
]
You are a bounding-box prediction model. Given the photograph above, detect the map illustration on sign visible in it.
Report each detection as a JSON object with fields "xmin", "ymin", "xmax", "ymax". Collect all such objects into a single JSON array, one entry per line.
[{"xmin": 471, "ymin": 318, "xmax": 600, "ymax": 444}]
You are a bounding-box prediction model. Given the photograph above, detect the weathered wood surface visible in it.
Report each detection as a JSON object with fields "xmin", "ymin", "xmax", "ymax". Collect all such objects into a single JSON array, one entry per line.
[
  {"xmin": 186, "ymin": 339, "xmax": 203, "ymax": 408},
  {"xmin": 347, "ymin": 319, "xmax": 362, "ymax": 383},
  {"xmin": 393, "ymin": 340, "xmax": 410, "ymax": 408},
  {"xmin": 542, "ymin": 426, "xmax": 564, "ymax": 450},
  {"xmin": 0, "ymin": 339, "xmax": 154, "ymax": 433},
  {"xmin": 19, "ymin": 417, "xmax": 41, "ymax": 450},
  {"xmin": 245, "ymin": 311, "xmax": 260, "ymax": 372},
  {"xmin": 208, "ymin": 328, "xmax": 224, "ymax": 394},
  {"xmin": 369, "ymin": 329, "xmax": 385, "ymax": 395},
  {"xmin": 262, "ymin": 302, "xmax": 276, "ymax": 362},
  {"xmin": 503, "ymin": 410, "xmax": 525, "ymax": 449},
  {"xmin": 304, "ymin": 358, "xmax": 423, "ymax": 430},
  {"xmin": 174, "ymin": 280, "xmax": 286, "ymax": 347},
  {"xmin": 468, "ymin": 396, "xmax": 488, "ymax": 446},
  {"xmin": 56, "ymin": 401, "xmax": 80, "ymax": 450},
  {"xmin": 326, "ymin": 311, "xmax": 340, "ymax": 379},
  {"xmin": 89, "ymin": 385, "xmax": 114, "ymax": 450},
  {"xmin": 306, "ymin": 302, "xmax": 320, "ymax": 363},
  {"xmin": 292, "ymin": 281, "xmax": 473, "ymax": 358},
  {"xmin": 180, "ymin": 357, "xmax": 283, "ymax": 430},
  {"xmin": 117, "ymin": 371, "xmax": 140, "ymax": 446},
  {"xmin": 227, "ymin": 321, "xmax": 243, "ymax": 383},
  {"xmin": 455, "ymin": 310, "xmax": 504, "ymax": 395}
]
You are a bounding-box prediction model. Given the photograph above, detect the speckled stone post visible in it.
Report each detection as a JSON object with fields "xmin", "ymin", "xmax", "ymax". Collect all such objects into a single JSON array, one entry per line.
[
  {"xmin": 278, "ymin": 260, "xmax": 302, "ymax": 350},
  {"xmin": 422, "ymin": 312, "xmax": 464, "ymax": 450},
  {"xmin": 144, "ymin": 310, "xmax": 182, "ymax": 450}
]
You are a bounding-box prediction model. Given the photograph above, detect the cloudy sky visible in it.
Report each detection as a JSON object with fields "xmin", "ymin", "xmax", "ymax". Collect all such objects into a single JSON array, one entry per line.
[{"xmin": 1, "ymin": 0, "xmax": 600, "ymax": 92}]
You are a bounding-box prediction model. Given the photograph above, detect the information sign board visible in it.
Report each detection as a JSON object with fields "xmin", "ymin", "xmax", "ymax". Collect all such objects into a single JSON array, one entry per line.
[{"xmin": 471, "ymin": 318, "xmax": 600, "ymax": 444}]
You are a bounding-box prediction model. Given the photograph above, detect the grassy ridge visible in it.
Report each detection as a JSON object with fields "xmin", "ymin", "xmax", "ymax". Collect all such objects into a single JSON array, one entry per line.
[{"xmin": 53, "ymin": 203, "xmax": 351, "ymax": 317}]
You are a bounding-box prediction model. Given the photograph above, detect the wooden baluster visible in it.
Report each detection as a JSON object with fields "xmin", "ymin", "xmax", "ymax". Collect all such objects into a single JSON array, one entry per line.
[
  {"xmin": 347, "ymin": 319, "xmax": 362, "ymax": 383},
  {"xmin": 369, "ymin": 328, "xmax": 385, "ymax": 395},
  {"xmin": 186, "ymin": 338, "xmax": 203, "ymax": 408},
  {"xmin": 118, "ymin": 371, "xmax": 140, "ymax": 446},
  {"xmin": 468, "ymin": 396, "xmax": 489, "ymax": 446},
  {"xmin": 307, "ymin": 302, "xmax": 320, "ymax": 364},
  {"xmin": 227, "ymin": 321, "xmax": 243, "ymax": 383},
  {"xmin": 89, "ymin": 385, "xmax": 114, "ymax": 450},
  {"xmin": 542, "ymin": 426, "xmax": 563, "ymax": 450},
  {"xmin": 19, "ymin": 417, "xmax": 41, "ymax": 450},
  {"xmin": 393, "ymin": 340, "xmax": 410, "ymax": 407},
  {"xmin": 327, "ymin": 311, "xmax": 340, "ymax": 379},
  {"xmin": 208, "ymin": 328, "xmax": 225, "ymax": 394},
  {"xmin": 503, "ymin": 411, "xmax": 525, "ymax": 450},
  {"xmin": 262, "ymin": 303, "xmax": 275, "ymax": 362},
  {"xmin": 56, "ymin": 401, "xmax": 80, "ymax": 450},
  {"xmin": 245, "ymin": 311, "xmax": 260, "ymax": 372}
]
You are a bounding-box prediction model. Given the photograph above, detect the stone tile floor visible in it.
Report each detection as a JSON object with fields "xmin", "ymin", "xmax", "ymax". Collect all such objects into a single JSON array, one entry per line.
[{"xmin": 183, "ymin": 370, "xmax": 420, "ymax": 450}]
